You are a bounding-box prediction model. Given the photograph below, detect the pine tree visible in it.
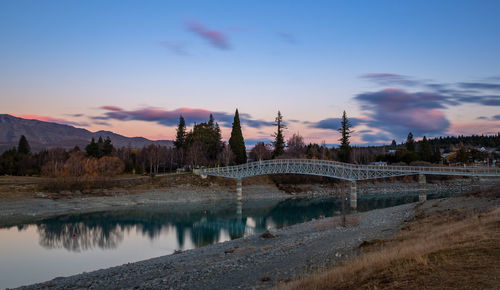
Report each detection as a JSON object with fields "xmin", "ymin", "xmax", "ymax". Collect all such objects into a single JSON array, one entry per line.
[
  {"xmin": 208, "ymin": 114, "xmax": 215, "ymax": 128},
  {"xmin": 406, "ymin": 132, "xmax": 415, "ymax": 151},
  {"xmin": 215, "ymin": 122, "xmax": 223, "ymax": 153},
  {"xmin": 272, "ymin": 111, "xmax": 286, "ymax": 158},
  {"xmin": 229, "ymin": 109, "xmax": 247, "ymax": 164},
  {"xmin": 97, "ymin": 136, "xmax": 104, "ymax": 158},
  {"xmin": 431, "ymin": 146, "xmax": 441, "ymax": 163},
  {"xmin": 17, "ymin": 135, "xmax": 31, "ymax": 155},
  {"xmin": 85, "ymin": 138, "xmax": 99, "ymax": 158},
  {"xmin": 390, "ymin": 140, "xmax": 397, "ymax": 150},
  {"xmin": 338, "ymin": 111, "xmax": 353, "ymax": 163},
  {"xmin": 174, "ymin": 115, "xmax": 187, "ymax": 150},
  {"xmin": 103, "ymin": 137, "xmax": 114, "ymax": 156},
  {"xmin": 420, "ymin": 136, "xmax": 432, "ymax": 162}
]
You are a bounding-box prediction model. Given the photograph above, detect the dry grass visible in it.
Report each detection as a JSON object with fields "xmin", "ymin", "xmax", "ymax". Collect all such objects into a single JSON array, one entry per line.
[{"xmin": 281, "ymin": 202, "xmax": 500, "ymax": 289}]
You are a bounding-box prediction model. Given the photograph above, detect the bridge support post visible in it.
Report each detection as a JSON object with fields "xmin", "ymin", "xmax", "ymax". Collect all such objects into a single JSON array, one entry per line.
[
  {"xmin": 236, "ymin": 178, "xmax": 243, "ymax": 202},
  {"xmin": 418, "ymin": 174, "xmax": 427, "ymax": 202},
  {"xmin": 350, "ymin": 180, "xmax": 357, "ymax": 210},
  {"xmin": 236, "ymin": 201, "xmax": 242, "ymax": 221}
]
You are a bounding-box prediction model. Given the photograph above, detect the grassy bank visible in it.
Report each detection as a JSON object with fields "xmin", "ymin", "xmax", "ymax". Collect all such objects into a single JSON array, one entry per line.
[{"xmin": 281, "ymin": 188, "xmax": 500, "ymax": 289}]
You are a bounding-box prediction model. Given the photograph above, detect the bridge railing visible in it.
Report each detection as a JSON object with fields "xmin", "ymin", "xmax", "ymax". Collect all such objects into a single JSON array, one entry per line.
[{"xmin": 197, "ymin": 158, "xmax": 500, "ymax": 176}]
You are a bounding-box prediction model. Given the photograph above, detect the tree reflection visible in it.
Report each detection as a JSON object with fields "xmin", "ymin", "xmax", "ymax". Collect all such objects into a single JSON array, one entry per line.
[
  {"xmin": 32, "ymin": 191, "xmax": 452, "ymax": 253},
  {"xmin": 37, "ymin": 222, "xmax": 124, "ymax": 252}
]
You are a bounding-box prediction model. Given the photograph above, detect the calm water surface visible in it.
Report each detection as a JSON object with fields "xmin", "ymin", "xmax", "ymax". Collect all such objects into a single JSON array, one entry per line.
[{"xmin": 0, "ymin": 189, "xmax": 460, "ymax": 289}]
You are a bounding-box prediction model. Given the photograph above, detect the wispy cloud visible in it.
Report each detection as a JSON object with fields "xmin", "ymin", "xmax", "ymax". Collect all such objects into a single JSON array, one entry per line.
[
  {"xmin": 17, "ymin": 114, "xmax": 88, "ymax": 127},
  {"xmin": 187, "ymin": 21, "xmax": 229, "ymax": 50},
  {"xmin": 458, "ymin": 82, "xmax": 500, "ymax": 91},
  {"xmin": 361, "ymin": 133, "xmax": 391, "ymax": 143},
  {"xmin": 160, "ymin": 41, "xmax": 189, "ymax": 55},
  {"xmin": 94, "ymin": 106, "xmax": 273, "ymax": 129},
  {"xmin": 93, "ymin": 121, "xmax": 111, "ymax": 126},
  {"xmin": 67, "ymin": 113, "xmax": 84, "ymax": 118},
  {"xmin": 277, "ymin": 32, "xmax": 297, "ymax": 44},
  {"xmin": 307, "ymin": 117, "xmax": 365, "ymax": 131},
  {"xmin": 361, "ymin": 73, "xmax": 419, "ymax": 86},
  {"xmin": 244, "ymin": 138, "xmax": 273, "ymax": 146}
]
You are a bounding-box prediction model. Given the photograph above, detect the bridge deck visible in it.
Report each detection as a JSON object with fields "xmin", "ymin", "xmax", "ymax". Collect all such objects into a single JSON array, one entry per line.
[{"xmin": 194, "ymin": 159, "xmax": 500, "ymax": 181}]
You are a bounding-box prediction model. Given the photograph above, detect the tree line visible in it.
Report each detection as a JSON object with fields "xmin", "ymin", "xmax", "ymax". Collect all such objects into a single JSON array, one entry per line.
[{"xmin": 1, "ymin": 109, "xmax": 499, "ymax": 177}]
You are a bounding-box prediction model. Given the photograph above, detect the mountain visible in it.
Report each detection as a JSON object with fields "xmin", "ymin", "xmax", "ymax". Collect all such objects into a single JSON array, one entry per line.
[{"xmin": 0, "ymin": 114, "xmax": 173, "ymax": 153}]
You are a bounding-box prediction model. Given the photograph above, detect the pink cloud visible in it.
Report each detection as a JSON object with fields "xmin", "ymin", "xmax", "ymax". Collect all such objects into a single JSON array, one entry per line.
[
  {"xmin": 101, "ymin": 106, "xmax": 123, "ymax": 111},
  {"xmin": 449, "ymin": 121, "xmax": 500, "ymax": 136},
  {"xmin": 355, "ymin": 88, "xmax": 451, "ymax": 138},
  {"xmin": 96, "ymin": 106, "xmax": 272, "ymax": 128},
  {"xmin": 17, "ymin": 114, "xmax": 87, "ymax": 127},
  {"xmin": 187, "ymin": 21, "xmax": 229, "ymax": 49}
]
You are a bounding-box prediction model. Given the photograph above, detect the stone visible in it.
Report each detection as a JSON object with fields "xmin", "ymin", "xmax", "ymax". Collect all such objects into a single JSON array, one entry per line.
[{"xmin": 260, "ymin": 230, "xmax": 276, "ymax": 239}]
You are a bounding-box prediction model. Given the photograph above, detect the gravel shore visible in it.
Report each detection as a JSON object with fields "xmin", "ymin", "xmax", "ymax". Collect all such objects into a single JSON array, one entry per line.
[{"xmin": 17, "ymin": 202, "xmax": 414, "ymax": 289}]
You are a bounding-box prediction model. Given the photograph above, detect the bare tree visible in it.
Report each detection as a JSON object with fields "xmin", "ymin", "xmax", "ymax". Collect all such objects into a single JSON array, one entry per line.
[
  {"xmin": 143, "ymin": 144, "xmax": 162, "ymax": 175},
  {"xmin": 186, "ymin": 141, "xmax": 208, "ymax": 167},
  {"xmin": 286, "ymin": 133, "xmax": 305, "ymax": 158},
  {"xmin": 217, "ymin": 143, "xmax": 235, "ymax": 166},
  {"xmin": 63, "ymin": 151, "xmax": 86, "ymax": 177},
  {"xmin": 41, "ymin": 148, "xmax": 68, "ymax": 176},
  {"xmin": 97, "ymin": 156, "xmax": 125, "ymax": 176},
  {"xmin": 249, "ymin": 142, "xmax": 272, "ymax": 161}
]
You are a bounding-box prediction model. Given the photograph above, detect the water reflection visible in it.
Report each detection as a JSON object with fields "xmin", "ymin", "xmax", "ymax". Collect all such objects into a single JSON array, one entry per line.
[{"xmin": 14, "ymin": 189, "xmax": 462, "ymax": 253}]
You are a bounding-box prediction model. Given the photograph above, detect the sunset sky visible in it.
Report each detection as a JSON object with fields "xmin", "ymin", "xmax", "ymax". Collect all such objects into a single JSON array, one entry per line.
[{"xmin": 1, "ymin": 0, "xmax": 499, "ymax": 146}]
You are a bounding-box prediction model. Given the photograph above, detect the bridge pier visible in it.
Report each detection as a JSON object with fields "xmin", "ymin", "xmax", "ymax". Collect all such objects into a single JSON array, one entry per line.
[
  {"xmin": 236, "ymin": 178, "xmax": 243, "ymax": 202},
  {"xmin": 418, "ymin": 174, "xmax": 427, "ymax": 202},
  {"xmin": 350, "ymin": 180, "xmax": 357, "ymax": 210},
  {"xmin": 236, "ymin": 201, "xmax": 242, "ymax": 221}
]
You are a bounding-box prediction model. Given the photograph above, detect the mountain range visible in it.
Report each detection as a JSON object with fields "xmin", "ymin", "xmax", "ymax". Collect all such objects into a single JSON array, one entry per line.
[{"xmin": 0, "ymin": 114, "xmax": 173, "ymax": 153}]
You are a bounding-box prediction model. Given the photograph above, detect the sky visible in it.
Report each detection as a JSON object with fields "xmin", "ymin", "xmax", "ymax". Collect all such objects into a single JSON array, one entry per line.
[{"xmin": 1, "ymin": 0, "xmax": 499, "ymax": 146}]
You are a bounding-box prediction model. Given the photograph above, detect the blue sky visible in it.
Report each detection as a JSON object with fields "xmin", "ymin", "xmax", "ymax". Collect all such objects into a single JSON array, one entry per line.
[{"xmin": 1, "ymin": 0, "xmax": 499, "ymax": 145}]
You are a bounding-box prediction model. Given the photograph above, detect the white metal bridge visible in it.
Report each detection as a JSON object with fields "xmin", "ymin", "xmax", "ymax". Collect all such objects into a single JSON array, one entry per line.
[{"xmin": 194, "ymin": 159, "xmax": 500, "ymax": 181}]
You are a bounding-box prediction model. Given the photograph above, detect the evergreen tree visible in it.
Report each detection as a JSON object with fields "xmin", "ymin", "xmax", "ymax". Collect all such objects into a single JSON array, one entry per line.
[
  {"xmin": 338, "ymin": 111, "xmax": 353, "ymax": 163},
  {"xmin": 390, "ymin": 140, "xmax": 397, "ymax": 150},
  {"xmin": 214, "ymin": 122, "xmax": 223, "ymax": 153},
  {"xmin": 420, "ymin": 136, "xmax": 432, "ymax": 162},
  {"xmin": 97, "ymin": 137, "xmax": 105, "ymax": 158},
  {"xmin": 272, "ymin": 111, "xmax": 286, "ymax": 158},
  {"xmin": 18, "ymin": 135, "xmax": 31, "ymax": 155},
  {"xmin": 85, "ymin": 138, "xmax": 99, "ymax": 158},
  {"xmin": 431, "ymin": 146, "xmax": 441, "ymax": 163},
  {"xmin": 208, "ymin": 114, "xmax": 215, "ymax": 128},
  {"xmin": 103, "ymin": 137, "xmax": 114, "ymax": 156},
  {"xmin": 174, "ymin": 115, "xmax": 187, "ymax": 150},
  {"xmin": 406, "ymin": 132, "xmax": 415, "ymax": 151},
  {"xmin": 229, "ymin": 109, "xmax": 247, "ymax": 164}
]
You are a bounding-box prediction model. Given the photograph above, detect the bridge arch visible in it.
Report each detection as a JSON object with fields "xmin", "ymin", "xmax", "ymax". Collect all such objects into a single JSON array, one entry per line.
[{"xmin": 194, "ymin": 159, "xmax": 500, "ymax": 209}]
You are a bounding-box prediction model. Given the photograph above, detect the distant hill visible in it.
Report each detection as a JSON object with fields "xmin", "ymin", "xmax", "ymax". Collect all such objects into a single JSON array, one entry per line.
[{"xmin": 0, "ymin": 114, "xmax": 173, "ymax": 153}]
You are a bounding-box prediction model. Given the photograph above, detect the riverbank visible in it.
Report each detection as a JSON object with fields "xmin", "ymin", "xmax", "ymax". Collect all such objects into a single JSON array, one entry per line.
[
  {"xmin": 283, "ymin": 187, "xmax": 500, "ymax": 289},
  {"xmin": 16, "ymin": 187, "xmax": 499, "ymax": 289}
]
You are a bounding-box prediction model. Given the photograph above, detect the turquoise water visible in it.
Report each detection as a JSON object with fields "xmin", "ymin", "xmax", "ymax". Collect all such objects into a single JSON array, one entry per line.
[{"xmin": 0, "ymin": 190, "xmax": 459, "ymax": 288}]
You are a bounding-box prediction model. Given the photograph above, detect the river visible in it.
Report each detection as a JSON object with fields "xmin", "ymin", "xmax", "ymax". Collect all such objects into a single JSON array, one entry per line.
[{"xmin": 0, "ymin": 189, "xmax": 461, "ymax": 289}]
